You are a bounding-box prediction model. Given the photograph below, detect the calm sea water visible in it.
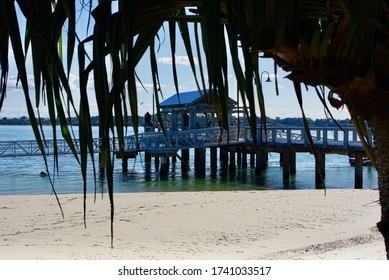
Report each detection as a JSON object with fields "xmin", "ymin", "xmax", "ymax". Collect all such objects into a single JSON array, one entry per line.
[{"xmin": 0, "ymin": 125, "xmax": 378, "ymax": 195}]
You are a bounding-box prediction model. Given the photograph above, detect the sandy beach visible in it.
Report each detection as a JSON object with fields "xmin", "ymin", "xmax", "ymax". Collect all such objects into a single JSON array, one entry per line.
[{"xmin": 0, "ymin": 189, "xmax": 385, "ymax": 260}]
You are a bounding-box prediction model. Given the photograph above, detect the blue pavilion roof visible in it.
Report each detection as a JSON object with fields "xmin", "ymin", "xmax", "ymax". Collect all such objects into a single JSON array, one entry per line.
[{"xmin": 160, "ymin": 90, "xmax": 207, "ymax": 108}]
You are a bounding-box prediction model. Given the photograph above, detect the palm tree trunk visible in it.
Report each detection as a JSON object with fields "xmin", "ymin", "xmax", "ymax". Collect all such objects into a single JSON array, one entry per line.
[{"xmin": 369, "ymin": 115, "xmax": 389, "ymax": 259}]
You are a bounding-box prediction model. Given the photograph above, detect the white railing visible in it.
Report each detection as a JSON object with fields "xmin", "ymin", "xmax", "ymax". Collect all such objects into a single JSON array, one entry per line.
[
  {"xmin": 255, "ymin": 127, "xmax": 373, "ymax": 150},
  {"xmin": 0, "ymin": 126, "xmax": 373, "ymax": 157},
  {"xmin": 124, "ymin": 127, "xmax": 245, "ymax": 152},
  {"xmin": 0, "ymin": 138, "xmax": 102, "ymax": 157}
]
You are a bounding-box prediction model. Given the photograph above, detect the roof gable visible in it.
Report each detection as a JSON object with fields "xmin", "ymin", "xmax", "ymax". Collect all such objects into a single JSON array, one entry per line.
[
  {"xmin": 160, "ymin": 89, "xmax": 238, "ymax": 110},
  {"xmin": 160, "ymin": 90, "xmax": 206, "ymax": 108}
]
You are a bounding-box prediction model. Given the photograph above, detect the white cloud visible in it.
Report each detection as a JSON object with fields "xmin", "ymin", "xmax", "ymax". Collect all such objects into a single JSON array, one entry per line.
[
  {"xmin": 157, "ymin": 56, "xmax": 198, "ymax": 66},
  {"xmin": 68, "ymin": 72, "xmax": 80, "ymax": 91},
  {"xmin": 136, "ymin": 81, "xmax": 154, "ymax": 92},
  {"xmin": 0, "ymin": 106, "xmax": 29, "ymax": 118},
  {"xmin": 7, "ymin": 75, "xmax": 36, "ymax": 91}
]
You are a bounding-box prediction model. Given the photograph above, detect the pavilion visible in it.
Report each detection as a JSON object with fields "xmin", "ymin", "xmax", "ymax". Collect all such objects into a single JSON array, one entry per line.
[{"xmin": 158, "ymin": 90, "xmax": 240, "ymax": 131}]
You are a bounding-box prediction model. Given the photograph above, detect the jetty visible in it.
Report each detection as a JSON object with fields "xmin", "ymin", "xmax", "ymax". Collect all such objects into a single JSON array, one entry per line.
[
  {"xmin": 120, "ymin": 125, "xmax": 373, "ymax": 189},
  {"xmin": 128, "ymin": 89, "xmax": 374, "ymax": 189},
  {"xmin": 0, "ymin": 90, "xmax": 376, "ymax": 189},
  {"xmin": 0, "ymin": 125, "xmax": 374, "ymax": 189}
]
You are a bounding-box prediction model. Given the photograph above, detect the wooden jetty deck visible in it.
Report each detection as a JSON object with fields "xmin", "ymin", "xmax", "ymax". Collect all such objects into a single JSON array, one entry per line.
[{"xmin": 0, "ymin": 126, "xmax": 374, "ymax": 189}]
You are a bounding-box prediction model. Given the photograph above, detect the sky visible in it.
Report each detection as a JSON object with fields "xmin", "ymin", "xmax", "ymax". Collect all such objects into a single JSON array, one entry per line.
[{"xmin": 0, "ymin": 3, "xmax": 351, "ymax": 121}]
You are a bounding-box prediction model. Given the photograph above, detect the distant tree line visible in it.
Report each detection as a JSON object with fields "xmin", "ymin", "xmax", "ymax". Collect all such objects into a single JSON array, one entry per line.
[
  {"xmin": 264, "ymin": 117, "xmax": 353, "ymax": 127},
  {"xmin": 0, "ymin": 116, "xmax": 101, "ymax": 126},
  {"xmin": 1, "ymin": 115, "xmax": 353, "ymax": 128}
]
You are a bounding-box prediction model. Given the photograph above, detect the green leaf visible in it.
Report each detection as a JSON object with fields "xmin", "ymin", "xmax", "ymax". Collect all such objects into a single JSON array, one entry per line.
[
  {"xmin": 351, "ymin": 115, "xmax": 377, "ymax": 169},
  {"xmin": 169, "ymin": 21, "xmax": 179, "ymax": 95},
  {"xmin": 293, "ymin": 81, "xmax": 325, "ymax": 189},
  {"xmin": 310, "ymin": 29, "xmax": 321, "ymax": 64},
  {"xmin": 319, "ymin": 21, "xmax": 335, "ymax": 62},
  {"xmin": 178, "ymin": 8, "xmax": 201, "ymax": 91},
  {"xmin": 5, "ymin": 0, "xmax": 64, "ymax": 217}
]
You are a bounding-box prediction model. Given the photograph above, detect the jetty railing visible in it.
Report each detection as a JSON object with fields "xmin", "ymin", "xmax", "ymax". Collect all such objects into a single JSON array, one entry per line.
[
  {"xmin": 125, "ymin": 127, "xmax": 245, "ymax": 152},
  {"xmin": 0, "ymin": 126, "xmax": 373, "ymax": 157},
  {"xmin": 0, "ymin": 138, "xmax": 102, "ymax": 157},
  {"xmin": 253, "ymin": 127, "xmax": 373, "ymax": 151}
]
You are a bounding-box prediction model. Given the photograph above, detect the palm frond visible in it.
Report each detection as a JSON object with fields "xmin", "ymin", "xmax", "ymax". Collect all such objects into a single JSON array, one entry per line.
[{"xmin": 3, "ymin": 0, "xmax": 389, "ymax": 248}]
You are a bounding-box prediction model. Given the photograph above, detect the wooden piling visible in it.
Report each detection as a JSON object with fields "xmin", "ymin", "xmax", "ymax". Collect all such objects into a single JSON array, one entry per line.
[
  {"xmin": 160, "ymin": 155, "xmax": 170, "ymax": 176},
  {"xmin": 237, "ymin": 149, "xmax": 242, "ymax": 167},
  {"xmin": 145, "ymin": 151, "xmax": 151, "ymax": 163},
  {"xmin": 220, "ymin": 146, "xmax": 229, "ymax": 172},
  {"xmin": 280, "ymin": 153, "xmax": 284, "ymax": 167},
  {"xmin": 281, "ymin": 152, "xmax": 290, "ymax": 180},
  {"xmin": 229, "ymin": 148, "xmax": 236, "ymax": 171},
  {"xmin": 315, "ymin": 153, "xmax": 326, "ymax": 185},
  {"xmin": 154, "ymin": 156, "xmax": 160, "ymax": 171},
  {"xmin": 242, "ymin": 148, "xmax": 248, "ymax": 168},
  {"xmin": 255, "ymin": 151, "xmax": 260, "ymax": 175},
  {"xmin": 220, "ymin": 147, "xmax": 229, "ymax": 174},
  {"xmin": 210, "ymin": 147, "xmax": 217, "ymax": 171},
  {"xmin": 290, "ymin": 152, "xmax": 296, "ymax": 175},
  {"xmin": 220, "ymin": 146, "xmax": 228, "ymax": 162},
  {"xmin": 354, "ymin": 153, "xmax": 363, "ymax": 189},
  {"xmin": 278, "ymin": 151, "xmax": 295, "ymax": 180},
  {"xmin": 181, "ymin": 149, "xmax": 190, "ymax": 173},
  {"xmin": 250, "ymin": 151, "xmax": 255, "ymax": 168},
  {"xmin": 122, "ymin": 156, "xmax": 128, "ymax": 173},
  {"xmin": 118, "ymin": 152, "xmax": 137, "ymax": 172},
  {"xmin": 256, "ymin": 149, "xmax": 267, "ymax": 175},
  {"xmin": 195, "ymin": 147, "xmax": 206, "ymax": 176}
]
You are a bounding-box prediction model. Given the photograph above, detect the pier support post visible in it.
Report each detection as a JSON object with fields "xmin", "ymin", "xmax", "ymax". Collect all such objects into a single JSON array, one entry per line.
[
  {"xmin": 237, "ymin": 149, "xmax": 242, "ymax": 167},
  {"xmin": 354, "ymin": 153, "xmax": 364, "ymax": 189},
  {"xmin": 119, "ymin": 152, "xmax": 137, "ymax": 173},
  {"xmin": 160, "ymin": 155, "xmax": 170, "ymax": 176},
  {"xmin": 145, "ymin": 151, "xmax": 151, "ymax": 163},
  {"xmin": 290, "ymin": 152, "xmax": 296, "ymax": 175},
  {"xmin": 280, "ymin": 151, "xmax": 295, "ymax": 180},
  {"xmin": 315, "ymin": 153, "xmax": 326, "ymax": 185},
  {"xmin": 250, "ymin": 149, "xmax": 255, "ymax": 168},
  {"xmin": 281, "ymin": 152, "xmax": 290, "ymax": 180},
  {"xmin": 229, "ymin": 148, "xmax": 236, "ymax": 172},
  {"xmin": 210, "ymin": 147, "xmax": 217, "ymax": 172},
  {"xmin": 255, "ymin": 150, "xmax": 261, "ymax": 175},
  {"xmin": 242, "ymin": 148, "xmax": 248, "ymax": 168},
  {"xmin": 181, "ymin": 149, "xmax": 190, "ymax": 173},
  {"xmin": 256, "ymin": 149, "xmax": 267, "ymax": 175},
  {"xmin": 154, "ymin": 157, "xmax": 160, "ymax": 171},
  {"xmin": 195, "ymin": 147, "xmax": 206, "ymax": 176},
  {"xmin": 220, "ymin": 147, "xmax": 229, "ymax": 173},
  {"xmin": 144, "ymin": 161, "xmax": 152, "ymax": 181},
  {"xmin": 122, "ymin": 156, "xmax": 128, "ymax": 173},
  {"xmin": 220, "ymin": 146, "xmax": 228, "ymax": 161}
]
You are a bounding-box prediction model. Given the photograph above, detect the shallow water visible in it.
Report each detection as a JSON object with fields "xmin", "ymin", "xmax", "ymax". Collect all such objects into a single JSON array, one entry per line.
[{"xmin": 0, "ymin": 125, "xmax": 378, "ymax": 195}]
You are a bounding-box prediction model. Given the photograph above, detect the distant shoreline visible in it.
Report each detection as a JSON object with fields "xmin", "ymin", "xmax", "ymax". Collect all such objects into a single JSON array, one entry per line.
[{"xmin": 0, "ymin": 116, "xmax": 354, "ymax": 127}]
